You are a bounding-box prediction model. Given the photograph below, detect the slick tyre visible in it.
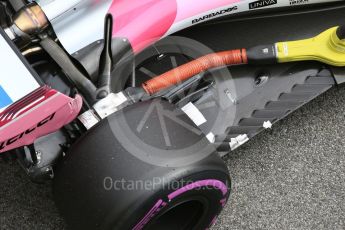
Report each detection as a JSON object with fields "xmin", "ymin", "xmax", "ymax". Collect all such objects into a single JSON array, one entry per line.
[{"xmin": 53, "ymin": 100, "xmax": 231, "ymax": 230}]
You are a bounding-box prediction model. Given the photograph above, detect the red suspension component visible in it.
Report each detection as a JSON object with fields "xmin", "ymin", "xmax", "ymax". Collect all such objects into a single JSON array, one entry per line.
[{"xmin": 142, "ymin": 49, "xmax": 248, "ymax": 95}]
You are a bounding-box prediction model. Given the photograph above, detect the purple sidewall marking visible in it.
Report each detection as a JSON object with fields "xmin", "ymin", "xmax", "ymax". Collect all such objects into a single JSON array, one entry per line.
[
  {"xmin": 168, "ymin": 179, "xmax": 228, "ymax": 201},
  {"xmin": 133, "ymin": 199, "xmax": 164, "ymax": 230},
  {"xmin": 220, "ymin": 198, "xmax": 227, "ymax": 207},
  {"xmin": 205, "ymin": 215, "xmax": 218, "ymax": 230},
  {"xmin": 132, "ymin": 179, "xmax": 228, "ymax": 230}
]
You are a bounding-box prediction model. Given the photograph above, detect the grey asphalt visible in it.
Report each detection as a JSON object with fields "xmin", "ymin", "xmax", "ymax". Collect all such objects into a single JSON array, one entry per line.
[{"xmin": 1, "ymin": 85, "xmax": 345, "ymax": 230}]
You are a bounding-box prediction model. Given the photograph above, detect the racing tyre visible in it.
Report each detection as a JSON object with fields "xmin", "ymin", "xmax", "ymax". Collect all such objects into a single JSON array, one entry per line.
[{"xmin": 53, "ymin": 99, "xmax": 231, "ymax": 230}]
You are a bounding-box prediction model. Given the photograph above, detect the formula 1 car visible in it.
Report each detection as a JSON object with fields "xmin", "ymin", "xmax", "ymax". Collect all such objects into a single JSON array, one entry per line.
[{"xmin": 1, "ymin": 0, "xmax": 345, "ymax": 229}]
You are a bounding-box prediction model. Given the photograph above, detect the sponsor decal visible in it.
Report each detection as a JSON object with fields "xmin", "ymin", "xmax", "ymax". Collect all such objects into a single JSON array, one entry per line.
[
  {"xmin": 0, "ymin": 113, "xmax": 55, "ymax": 150},
  {"xmin": 249, "ymin": 0, "xmax": 277, "ymax": 9},
  {"xmin": 289, "ymin": 0, "xmax": 309, "ymax": 5},
  {"xmin": 192, "ymin": 6, "xmax": 238, "ymax": 24}
]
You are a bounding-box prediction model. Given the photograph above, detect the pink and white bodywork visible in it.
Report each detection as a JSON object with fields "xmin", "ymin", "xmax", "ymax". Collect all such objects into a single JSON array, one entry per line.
[
  {"xmin": 0, "ymin": 86, "xmax": 82, "ymax": 153},
  {"xmin": 36, "ymin": 0, "xmax": 340, "ymax": 56},
  {"xmin": 0, "ymin": 28, "xmax": 82, "ymax": 153}
]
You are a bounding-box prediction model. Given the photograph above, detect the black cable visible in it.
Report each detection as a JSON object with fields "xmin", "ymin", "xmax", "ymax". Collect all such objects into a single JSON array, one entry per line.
[{"xmin": 40, "ymin": 37, "xmax": 97, "ymax": 104}]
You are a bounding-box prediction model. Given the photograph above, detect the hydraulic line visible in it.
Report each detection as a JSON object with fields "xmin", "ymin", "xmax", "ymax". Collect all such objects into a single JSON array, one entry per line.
[{"xmin": 143, "ymin": 49, "xmax": 247, "ymax": 95}]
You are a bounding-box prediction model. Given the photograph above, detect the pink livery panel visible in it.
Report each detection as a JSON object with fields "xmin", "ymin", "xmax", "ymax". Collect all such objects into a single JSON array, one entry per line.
[
  {"xmin": 0, "ymin": 86, "xmax": 82, "ymax": 153},
  {"xmin": 108, "ymin": 0, "xmax": 243, "ymax": 52},
  {"xmin": 109, "ymin": 0, "xmax": 178, "ymax": 52}
]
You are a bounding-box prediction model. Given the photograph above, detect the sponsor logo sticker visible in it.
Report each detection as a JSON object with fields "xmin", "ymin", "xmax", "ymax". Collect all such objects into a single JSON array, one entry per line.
[
  {"xmin": 289, "ymin": 0, "xmax": 309, "ymax": 5},
  {"xmin": 249, "ymin": 0, "xmax": 278, "ymax": 9},
  {"xmin": 192, "ymin": 6, "xmax": 238, "ymax": 24},
  {"xmin": 0, "ymin": 113, "xmax": 55, "ymax": 151}
]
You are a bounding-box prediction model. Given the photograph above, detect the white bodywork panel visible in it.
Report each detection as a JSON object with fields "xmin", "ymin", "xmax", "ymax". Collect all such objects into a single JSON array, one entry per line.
[
  {"xmin": 35, "ymin": 0, "xmax": 112, "ymax": 54},
  {"xmin": 0, "ymin": 33, "xmax": 39, "ymax": 111}
]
